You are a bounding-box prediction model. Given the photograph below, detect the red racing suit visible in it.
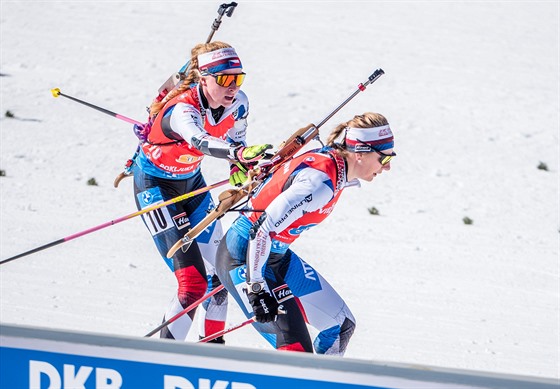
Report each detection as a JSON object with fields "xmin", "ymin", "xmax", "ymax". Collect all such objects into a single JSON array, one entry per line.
[
  {"xmin": 132, "ymin": 83, "xmax": 248, "ymax": 341},
  {"xmin": 137, "ymin": 84, "xmax": 248, "ymax": 179},
  {"xmin": 216, "ymin": 147, "xmax": 360, "ymax": 353},
  {"xmin": 241, "ymin": 148, "xmax": 351, "ymax": 282}
]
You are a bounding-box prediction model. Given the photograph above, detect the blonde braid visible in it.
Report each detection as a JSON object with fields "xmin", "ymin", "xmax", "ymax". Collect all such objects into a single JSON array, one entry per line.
[
  {"xmin": 326, "ymin": 124, "xmax": 347, "ymax": 147},
  {"xmin": 148, "ymin": 41, "xmax": 234, "ymax": 119}
]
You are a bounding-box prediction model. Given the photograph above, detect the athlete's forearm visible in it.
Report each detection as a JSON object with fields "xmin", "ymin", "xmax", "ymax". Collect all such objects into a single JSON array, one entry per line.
[{"xmin": 171, "ymin": 102, "xmax": 236, "ymax": 159}]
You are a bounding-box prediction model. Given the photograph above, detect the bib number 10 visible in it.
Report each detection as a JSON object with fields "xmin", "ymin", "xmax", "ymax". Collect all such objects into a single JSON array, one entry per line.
[
  {"xmin": 137, "ymin": 188, "xmax": 174, "ymax": 236},
  {"xmin": 143, "ymin": 207, "xmax": 173, "ymax": 236}
]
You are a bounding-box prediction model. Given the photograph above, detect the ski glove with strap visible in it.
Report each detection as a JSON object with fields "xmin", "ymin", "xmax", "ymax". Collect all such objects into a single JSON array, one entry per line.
[
  {"xmin": 233, "ymin": 144, "xmax": 273, "ymax": 164},
  {"xmin": 229, "ymin": 163, "xmax": 249, "ymax": 187},
  {"xmin": 247, "ymin": 290, "xmax": 279, "ymax": 323},
  {"xmin": 133, "ymin": 122, "xmax": 152, "ymax": 142},
  {"xmin": 229, "ymin": 144, "xmax": 273, "ymax": 187}
]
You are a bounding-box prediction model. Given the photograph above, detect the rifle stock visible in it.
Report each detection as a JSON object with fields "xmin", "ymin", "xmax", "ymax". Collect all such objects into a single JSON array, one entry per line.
[{"xmin": 272, "ymin": 124, "xmax": 318, "ymax": 162}]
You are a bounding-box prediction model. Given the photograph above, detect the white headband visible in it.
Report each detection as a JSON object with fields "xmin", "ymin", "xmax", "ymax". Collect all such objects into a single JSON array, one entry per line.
[
  {"xmin": 344, "ymin": 124, "xmax": 394, "ymax": 152},
  {"xmin": 198, "ymin": 48, "xmax": 242, "ymax": 73}
]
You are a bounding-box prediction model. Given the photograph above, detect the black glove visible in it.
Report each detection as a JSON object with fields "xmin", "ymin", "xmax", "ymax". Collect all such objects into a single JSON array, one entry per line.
[{"xmin": 247, "ymin": 290, "xmax": 279, "ymax": 323}]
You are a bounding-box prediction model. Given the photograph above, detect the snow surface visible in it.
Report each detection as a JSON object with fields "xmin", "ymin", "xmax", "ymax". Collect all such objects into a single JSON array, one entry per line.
[{"xmin": 1, "ymin": 0, "xmax": 558, "ymax": 381}]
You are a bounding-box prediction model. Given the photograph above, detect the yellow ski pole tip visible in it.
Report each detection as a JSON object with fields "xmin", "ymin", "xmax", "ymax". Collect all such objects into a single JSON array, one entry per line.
[{"xmin": 51, "ymin": 88, "xmax": 61, "ymax": 98}]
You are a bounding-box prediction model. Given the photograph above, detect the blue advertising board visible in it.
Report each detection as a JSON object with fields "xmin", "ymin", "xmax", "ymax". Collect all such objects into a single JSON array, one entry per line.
[{"xmin": 1, "ymin": 324, "xmax": 558, "ymax": 389}]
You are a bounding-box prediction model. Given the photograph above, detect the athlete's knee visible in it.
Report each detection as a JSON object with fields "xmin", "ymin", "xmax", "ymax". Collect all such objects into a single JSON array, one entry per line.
[
  {"xmin": 339, "ymin": 317, "xmax": 356, "ymax": 352},
  {"xmin": 175, "ymin": 266, "xmax": 207, "ymax": 306},
  {"xmin": 313, "ymin": 317, "xmax": 356, "ymax": 355},
  {"xmin": 209, "ymin": 274, "xmax": 228, "ymax": 306}
]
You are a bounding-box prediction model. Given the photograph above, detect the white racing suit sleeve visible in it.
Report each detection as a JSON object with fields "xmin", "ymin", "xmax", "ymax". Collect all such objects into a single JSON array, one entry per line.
[
  {"xmin": 169, "ymin": 91, "xmax": 248, "ymax": 160},
  {"xmin": 226, "ymin": 91, "xmax": 248, "ymax": 144},
  {"xmin": 247, "ymin": 167, "xmax": 335, "ymax": 283}
]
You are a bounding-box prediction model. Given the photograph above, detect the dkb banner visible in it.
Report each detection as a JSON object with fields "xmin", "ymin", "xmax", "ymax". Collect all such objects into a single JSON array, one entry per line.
[{"xmin": 1, "ymin": 324, "xmax": 557, "ymax": 389}]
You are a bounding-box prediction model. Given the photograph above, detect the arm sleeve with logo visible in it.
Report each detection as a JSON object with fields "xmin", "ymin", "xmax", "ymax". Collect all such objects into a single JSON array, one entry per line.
[
  {"xmin": 226, "ymin": 91, "xmax": 248, "ymax": 145},
  {"xmin": 170, "ymin": 101, "xmax": 245, "ymax": 160},
  {"xmin": 247, "ymin": 167, "xmax": 335, "ymax": 283}
]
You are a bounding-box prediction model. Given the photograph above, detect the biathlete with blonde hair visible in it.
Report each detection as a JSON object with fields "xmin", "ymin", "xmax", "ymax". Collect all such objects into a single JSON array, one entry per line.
[
  {"xmin": 132, "ymin": 41, "xmax": 271, "ymax": 342},
  {"xmin": 215, "ymin": 112, "xmax": 396, "ymax": 354}
]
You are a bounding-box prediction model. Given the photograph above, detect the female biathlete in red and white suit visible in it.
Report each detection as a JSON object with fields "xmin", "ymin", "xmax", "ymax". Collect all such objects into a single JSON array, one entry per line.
[
  {"xmin": 132, "ymin": 44, "xmax": 271, "ymax": 342},
  {"xmin": 215, "ymin": 112, "xmax": 395, "ymax": 354}
]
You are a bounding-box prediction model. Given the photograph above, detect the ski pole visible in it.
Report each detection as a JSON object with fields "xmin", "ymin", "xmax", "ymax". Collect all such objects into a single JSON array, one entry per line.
[
  {"xmin": 0, "ymin": 179, "xmax": 229, "ymax": 266},
  {"xmin": 144, "ymin": 284, "xmax": 225, "ymax": 337},
  {"xmin": 50, "ymin": 88, "xmax": 143, "ymax": 126},
  {"xmin": 198, "ymin": 317, "xmax": 256, "ymax": 343},
  {"xmin": 51, "ymin": 4, "xmax": 240, "ymax": 123}
]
